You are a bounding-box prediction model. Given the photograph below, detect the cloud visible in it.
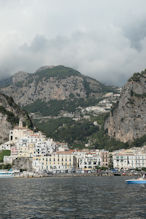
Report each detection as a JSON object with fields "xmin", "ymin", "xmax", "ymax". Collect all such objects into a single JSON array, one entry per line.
[
  {"xmin": 0, "ymin": 0, "xmax": 146, "ymax": 86},
  {"xmin": 123, "ymin": 18, "xmax": 146, "ymax": 51}
]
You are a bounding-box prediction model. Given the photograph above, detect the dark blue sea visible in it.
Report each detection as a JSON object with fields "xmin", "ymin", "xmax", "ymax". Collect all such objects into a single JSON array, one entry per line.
[{"xmin": 0, "ymin": 176, "xmax": 146, "ymax": 219}]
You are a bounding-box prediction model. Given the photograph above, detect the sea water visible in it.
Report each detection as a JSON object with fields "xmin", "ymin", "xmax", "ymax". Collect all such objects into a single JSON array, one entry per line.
[{"xmin": 0, "ymin": 176, "xmax": 146, "ymax": 219}]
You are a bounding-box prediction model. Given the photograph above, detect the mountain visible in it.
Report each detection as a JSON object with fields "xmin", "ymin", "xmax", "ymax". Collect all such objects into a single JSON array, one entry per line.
[
  {"xmin": 0, "ymin": 65, "xmax": 117, "ymax": 116},
  {"xmin": 0, "ymin": 65, "xmax": 120, "ymax": 150},
  {"xmin": 0, "ymin": 66, "xmax": 145, "ymax": 150},
  {"xmin": 104, "ymin": 70, "xmax": 146, "ymax": 143},
  {"xmin": 0, "ymin": 93, "xmax": 33, "ymax": 144}
]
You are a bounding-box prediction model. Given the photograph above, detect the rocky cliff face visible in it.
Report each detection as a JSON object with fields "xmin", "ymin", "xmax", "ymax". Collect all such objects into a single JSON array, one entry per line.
[
  {"xmin": 0, "ymin": 93, "xmax": 33, "ymax": 144},
  {"xmin": 12, "ymin": 157, "xmax": 32, "ymax": 171},
  {"xmin": 104, "ymin": 70, "xmax": 146, "ymax": 142},
  {"xmin": 0, "ymin": 65, "xmax": 113, "ymax": 106}
]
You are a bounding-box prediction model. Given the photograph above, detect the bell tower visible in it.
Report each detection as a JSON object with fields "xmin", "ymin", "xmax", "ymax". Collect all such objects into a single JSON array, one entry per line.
[{"xmin": 19, "ymin": 119, "xmax": 23, "ymax": 128}]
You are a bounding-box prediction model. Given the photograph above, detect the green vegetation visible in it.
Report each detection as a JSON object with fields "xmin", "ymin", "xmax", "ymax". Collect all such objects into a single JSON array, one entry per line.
[
  {"xmin": 1, "ymin": 94, "xmax": 22, "ymax": 115},
  {"xmin": 15, "ymin": 81, "xmax": 24, "ymax": 87},
  {"xmin": 0, "ymin": 150, "xmax": 11, "ymax": 162},
  {"xmin": 129, "ymin": 72, "xmax": 141, "ymax": 82},
  {"xmin": 26, "ymin": 75, "xmax": 33, "ymax": 85},
  {"xmin": 111, "ymin": 101, "xmax": 119, "ymax": 116},
  {"xmin": 133, "ymin": 92, "xmax": 146, "ymax": 98},
  {"xmin": 131, "ymin": 135, "xmax": 146, "ymax": 147},
  {"xmin": 0, "ymin": 94, "xmax": 32, "ymax": 129},
  {"xmin": 128, "ymin": 69, "xmax": 146, "ymax": 82},
  {"xmin": 33, "ymin": 112, "xmax": 146, "ymax": 151},
  {"xmin": 24, "ymin": 98, "xmax": 102, "ymax": 116},
  {"xmin": 2, "ymin": 94, "xmax": 16, "ymax": 108},
  {"xmin": 0, "ymin": 106, "xmax": 19, "ymax": 125},
  {"xmin": 34, "ymin": 65, "xmax": 117, "ymax": 95},
  {"xmin": 141, "ymin": 69, "xmax": 146, "ymax": 75},
  {"xmin": 33, "ymin": 118, "xmax": 98, "ymax": 148},
  {"xmin": 88, "ymin": 114, "xmax": 128, "ymax": 151},
  {"xmin": 35, "ymin": 65, "xmax": 81, "ymax": 83},
  {"xmin": 23, "ymin": 112, "xmax": 33, "ymax": 129},
  {"xmin": 131, "ymin": 89, "xmax": 146, "ymax": 98},
  {"xmin": 89, "ymin": 115, "xmax": 146, "ymax": 151},
  {"xmin": 90, "ymin": 113, "xmax": 109, "ymax": 126},
  {"xmin": 31, "ymin": 109, "xmax": 146, "ymax": 152},
  {"xmin": 83, "ymin": 78, "xmax": 92, "ymax": 97},
  {"xmin": 101, "ymin": 84, "xmax": 119, "ymax": 94},
  {"xmin": 89, "ymin": 128, "xmax": 129, "ymax": 151},
  {"xmin": 33, "ymin": 113, "xmax": 129, "ymax": 151},
  {"xmin": 34, "ymin": 117, "xmax": 73, "ymax": 137},
  {"xmin": 83, "ymin": 76, "xmax": 118, "ymax": 94}
]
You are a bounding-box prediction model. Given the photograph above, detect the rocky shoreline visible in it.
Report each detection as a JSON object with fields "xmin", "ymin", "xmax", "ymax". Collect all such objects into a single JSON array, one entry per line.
[{"xmin": 14, "ymin": 171, "xmax": 144, "ymax": 178}]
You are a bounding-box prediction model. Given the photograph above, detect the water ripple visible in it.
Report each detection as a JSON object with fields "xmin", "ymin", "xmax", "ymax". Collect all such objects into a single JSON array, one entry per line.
[{"xmin": 0, "ymin": 176, "xmax": 146, "ymax": 218}]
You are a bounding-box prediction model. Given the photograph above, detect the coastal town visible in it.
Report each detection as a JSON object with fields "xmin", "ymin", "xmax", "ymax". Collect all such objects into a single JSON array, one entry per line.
[{"xmin": 0, "ymin": 120, "xmax": 146, "ymax": 177}]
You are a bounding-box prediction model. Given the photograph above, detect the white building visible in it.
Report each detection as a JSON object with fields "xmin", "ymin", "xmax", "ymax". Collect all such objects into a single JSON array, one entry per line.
[
  {"xmin": 9, "ymin": 120, "xmax": 45, "ymax": 143},
  {"xmin": 78, "ymin": 152, "xmax": 101, "ymax": 172},
  {"xmin": 55, "ymin": 142, "xmax": 69, "ymax": 152},
  {"xmin": 113, "ymin": 147, "xmax": 146, "ymax": 169},
  {"xmin": 0, "ymin": 141, "xmax": 13, "ymax": 151}
]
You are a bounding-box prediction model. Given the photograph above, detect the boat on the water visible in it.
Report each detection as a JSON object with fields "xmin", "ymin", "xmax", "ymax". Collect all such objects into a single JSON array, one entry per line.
[
  {"xmin": 0, "ymin": 170, "xmax": 14, "ymax": 178},
  {"xmin": 126, "ymin": 177, "xmax": 146, "ymax": 184}
]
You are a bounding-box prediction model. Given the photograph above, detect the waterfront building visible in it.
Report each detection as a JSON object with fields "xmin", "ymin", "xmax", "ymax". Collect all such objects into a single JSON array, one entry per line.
[
  {"xmin": 113, "ymin": 147, "xmax": 146, "ymax": 169},
  {"xmin": 73, "ymin": 149, "xmax": 89, "ymax": 167},
  {"xmin": 32, "ymin": 151, "xmax": 77, "ymax": 173},
  {"xmin": 100, "ymin": 150, "xmax": 110, "ymax": 167},
  {"xmin": 72, "ymin": 149, "xmax": 110, "ymax": 171},
  {"xmin": 78, "ymin": 152, "xmax": 101, "ymax": 172}
]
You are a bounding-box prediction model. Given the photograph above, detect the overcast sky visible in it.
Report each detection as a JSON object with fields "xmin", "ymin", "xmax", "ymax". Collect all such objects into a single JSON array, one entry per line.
[{"xmin": 0, "ymin": 0, "xmax": 146, "ymax": 86}]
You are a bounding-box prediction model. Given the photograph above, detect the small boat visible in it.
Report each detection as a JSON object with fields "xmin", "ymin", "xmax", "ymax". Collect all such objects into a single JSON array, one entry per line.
[
  {"xmin": 126, "ymin": 178, "xmax": 146, "ymax": 184},
  {"xmin": 0, "ymin": 170, "xmax": 14, "ymax": 178}
]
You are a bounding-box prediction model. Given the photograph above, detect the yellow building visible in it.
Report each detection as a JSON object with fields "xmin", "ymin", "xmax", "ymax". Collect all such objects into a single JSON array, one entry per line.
[
  {"xmin": 33, "ymin": 151, "xmax": 77, "ymax": 173},
  {"xmin": 17, "ymin": 143, "xmax": 34, "ymax": 158}
]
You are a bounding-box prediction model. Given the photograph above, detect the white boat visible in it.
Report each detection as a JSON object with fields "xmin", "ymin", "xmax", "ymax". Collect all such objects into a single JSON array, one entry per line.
[
  {"xmin": 126, "ymin": 177, "xmax": 146, "ymax": 184},
  {"xmin": 0, "ymin": 170, "xmax": 14, "ymax": 178}
]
